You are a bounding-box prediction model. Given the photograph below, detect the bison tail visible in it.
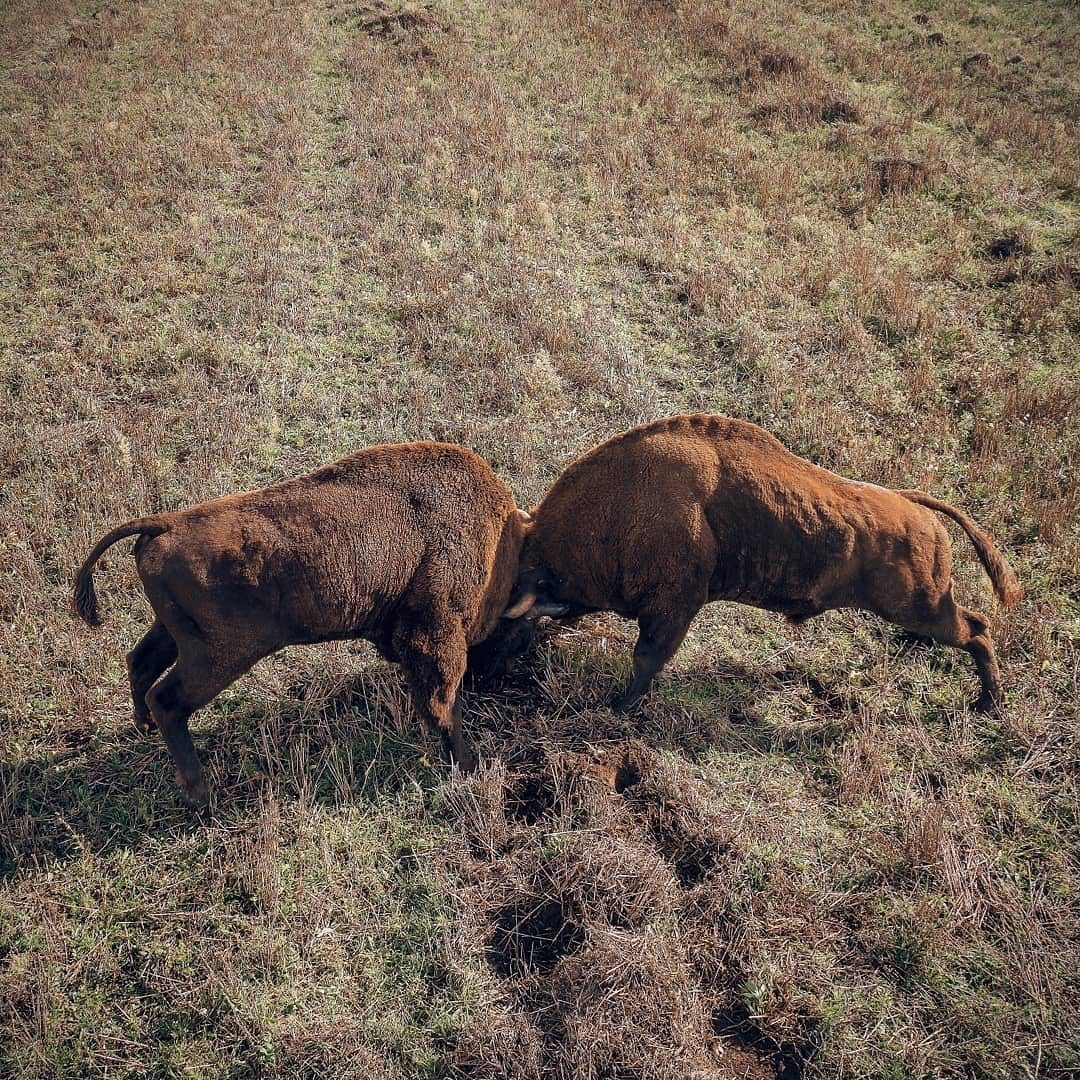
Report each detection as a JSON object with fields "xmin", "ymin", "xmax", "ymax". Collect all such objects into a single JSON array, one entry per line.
[
  {"xmin": 73, "ymin": 516, "xmax": 171, "ymax": 626},
  {"xmin": 897, "ymin": 490, "xmax": 1022, "ymax": 608}
]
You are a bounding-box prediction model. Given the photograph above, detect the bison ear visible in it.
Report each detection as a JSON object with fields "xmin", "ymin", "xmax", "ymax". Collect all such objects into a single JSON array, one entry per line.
[{"xmin": 503, "ymin": 591, "xmax": 536, "ymax": 619}]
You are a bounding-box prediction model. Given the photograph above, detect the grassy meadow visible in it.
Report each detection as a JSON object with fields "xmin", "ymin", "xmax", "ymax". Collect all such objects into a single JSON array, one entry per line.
[{"xmin": 1, "ymin": 0, "xmax": 1077, "ymax": 1076}]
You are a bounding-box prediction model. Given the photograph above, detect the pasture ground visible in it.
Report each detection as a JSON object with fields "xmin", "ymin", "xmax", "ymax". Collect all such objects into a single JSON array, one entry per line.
[{"xmin": 1, "ymin": 0, "xmax": 1077, "ymax": 1076}]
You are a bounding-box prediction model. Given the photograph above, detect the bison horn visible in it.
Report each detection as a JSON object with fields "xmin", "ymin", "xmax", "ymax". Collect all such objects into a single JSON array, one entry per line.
[{"xmin": 503, "ymin": 591, "xmax": 536, "ymax": 618}]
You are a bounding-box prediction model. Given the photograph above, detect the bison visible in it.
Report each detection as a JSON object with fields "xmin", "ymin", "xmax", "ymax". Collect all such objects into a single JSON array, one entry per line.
[
  {"xmin": 505, "ymin": 414, "xmax": 1021, "ymax": 714},
  {"xmin": 74, "ymin": 442, "xmax": 529, "ymax": 806}
]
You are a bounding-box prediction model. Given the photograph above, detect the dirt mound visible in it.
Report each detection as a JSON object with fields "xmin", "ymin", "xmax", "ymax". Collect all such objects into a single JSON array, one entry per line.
[
  {"xmin": 483, "ymin": 833, "xmax": 680, "ymax": 976},
  {"xmin": 355, "ymin": 0, "xmax": 440, "ymax": 38},
  {"xmin": 442, "ymin": 743, "xmax": 821, "ymax": 1077},
  {"xmin": 487, "ymin": 894, "xmax": 585, "ymax": 976},
  {"xmin": 503, "ymin": 768, "xmax": 557, "ymax": 825},
  {"xmin": 337, "ymin": 1, "xmax": 448, "ymax": 59},
  {"xmin": 588, "ymin": 744, "xmax": 647, "ymax": 794},
  {"xmin": 707, "ymin": 33, "xmax": 806, "ymax": 89},
  {"xmin": 962, "ymin": 52, "xmax": 994, "ymax": 75},
  {"xmin": 712, "ymin": 999, "xmax": 815, "ymax": 1080},
  {"xmin": 867, "ymin": 158, "xmax": 932, "ymax": 198},
  {"xmin": 613, "ymin": 755, "xmax": 742, "ymax": 888},
  {"xmin": 818, "ymin": 100, "xmax": 860, "ymax": 124},
  {"xmin": 985, "ymin": 230, "xmax": 1030, "ymax": 261}
]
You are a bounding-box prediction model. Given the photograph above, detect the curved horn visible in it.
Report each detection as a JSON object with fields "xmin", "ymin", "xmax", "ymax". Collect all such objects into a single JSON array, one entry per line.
[{"xmin": 503, "ymin": 591, "xmax": 537, "ymax": 619}]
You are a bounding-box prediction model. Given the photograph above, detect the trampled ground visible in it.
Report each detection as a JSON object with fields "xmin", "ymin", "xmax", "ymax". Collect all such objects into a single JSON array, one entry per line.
[{"xmin": 1, "ymin": 0, "xmax": 1077, "ymax": 1076}]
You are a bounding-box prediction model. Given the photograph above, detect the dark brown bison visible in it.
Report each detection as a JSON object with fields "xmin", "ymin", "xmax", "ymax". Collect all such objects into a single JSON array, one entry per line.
[
  {"xmin": 74, "ymin": 442, "xmax": 529, "ymax": 806},
  {"xmin": 506, "ymin": 414, "xmax": 1021, "ymax": 713}
]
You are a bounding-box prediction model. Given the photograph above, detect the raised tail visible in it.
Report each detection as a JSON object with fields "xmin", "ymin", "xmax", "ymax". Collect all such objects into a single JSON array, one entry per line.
[
  {"xmin": 897, "ymin": 490, "xmax": 1022, "ymax": 607},
  {"xmin": 73, "ymin": 516, "xmax": 171, "ymax": 626}
]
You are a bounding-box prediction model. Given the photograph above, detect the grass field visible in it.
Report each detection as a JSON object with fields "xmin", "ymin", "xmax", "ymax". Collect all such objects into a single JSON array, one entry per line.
[{"xmin": 1, "ymin": 0, "xmax": 1077, "ymax": 1076}]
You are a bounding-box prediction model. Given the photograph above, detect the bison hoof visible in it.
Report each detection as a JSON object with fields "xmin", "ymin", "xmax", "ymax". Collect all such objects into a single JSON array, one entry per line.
[
  {"xmin": 134, "ymin": 714, "xmax": 158, "ymax": 736},
  {"xmin": 177, "ymin": 772, "xmax": 210, "ymax": 811},
  {"xmin": 972, "ymin": 692, "xmax": 1001, "ymax": 717},
  {"xmin": 611, "ymin": 692, "xmax": 644, "ymax": 715},
  {"xmin": 451, "ymin": 747, "xmax": 478, "ymax": 774}
]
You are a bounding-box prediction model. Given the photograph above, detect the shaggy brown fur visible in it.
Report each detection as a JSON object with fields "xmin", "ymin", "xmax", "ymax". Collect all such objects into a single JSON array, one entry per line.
[
  {"xmin": 508, "ymin": 415, "xmax": 1021, "ymax": 713},
  {"xmin": 74, "ymin": 442, "xmax": 528, "ymax": 806}
]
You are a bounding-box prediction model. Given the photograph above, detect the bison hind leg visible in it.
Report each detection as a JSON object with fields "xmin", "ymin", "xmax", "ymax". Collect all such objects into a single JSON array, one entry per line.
[
  {"xmin": 146, "ymin": 642, "xmax": 264, "ymax": 809},
  {"xmin": 893, "ymin": 591, "xmax": 1004, "ymax": 716},
  {"xmin": 127, "ymin": 620, "xmax": 178, "ymax": 734},
  {"xmin": 146, "ymin": 665, "xmax": 210, "ymax": 809},
  {"xmin": 960, "ymin": 610, "xmax": 1004, "ymax": 715}
]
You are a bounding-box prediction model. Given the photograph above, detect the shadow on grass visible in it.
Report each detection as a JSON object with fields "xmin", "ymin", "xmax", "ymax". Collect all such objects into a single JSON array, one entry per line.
[
  {"xmin": 0, "ymin": 670, "xmax": 445, "ymax": 882},
  {"xmin": 1, "ymin": 623, "xmax": 979, "ymax": 882},
  {"xmin": 466, "ymin": 609, "xmax": 1005, "ymax": 775},
  {"xmin": 465, "ymin": 646, "xmax": 863, "ymax": 769}
]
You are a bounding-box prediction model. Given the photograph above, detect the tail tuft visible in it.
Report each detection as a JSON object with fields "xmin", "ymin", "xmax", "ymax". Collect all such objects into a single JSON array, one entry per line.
[
  {"xmin": 998, "ymin": 570, "xmax": 1023, "ymax": 610},
  {"xmin": 73, "ymin": 572, "xmax": 101, "ymax": 627}
]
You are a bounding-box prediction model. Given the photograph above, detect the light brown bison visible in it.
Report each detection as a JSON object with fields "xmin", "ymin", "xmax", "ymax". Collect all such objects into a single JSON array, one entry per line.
[
  {"xmin": 506, "ymin": 414, "xmax": 1021, "ymax": 713},
  {"xmin": 74, "ymin": 442, "xmax": 529, "ymax": 806}
]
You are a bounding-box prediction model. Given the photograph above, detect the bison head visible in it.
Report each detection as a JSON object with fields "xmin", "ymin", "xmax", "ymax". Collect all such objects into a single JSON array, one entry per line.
[{"xmin": 503, "ymin": 523, "xmax": 574, "ymax": 620}]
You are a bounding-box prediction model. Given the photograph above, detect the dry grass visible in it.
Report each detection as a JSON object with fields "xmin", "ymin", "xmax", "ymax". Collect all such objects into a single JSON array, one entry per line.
[{"xmin": 1, "ymin": 0, "xmax": 1078, "ymax": 1076}]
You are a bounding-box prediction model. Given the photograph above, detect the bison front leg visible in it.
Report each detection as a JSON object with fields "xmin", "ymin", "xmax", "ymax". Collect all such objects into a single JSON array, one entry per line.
[
  {"xmin": 614, "ymin": 606, "xmax": 697, "ymax": 713},
  {"xmin": 401, "ymin": 625, "xmax": 476, "ymax": 772}
]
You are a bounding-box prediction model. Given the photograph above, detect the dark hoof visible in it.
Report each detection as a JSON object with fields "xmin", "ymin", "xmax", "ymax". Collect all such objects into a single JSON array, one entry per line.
[
  {"xmin": 134, "ymin": 714, "xmax": 158, "ymax": 736},
  {"xmin": 451, "ymin": 746, "xmax": 478, "ymax": 775},
  {"xmin": 177, "ymin": 772, "xmax": 210, "ymax": 811},
  {"xmin": 611, "ymin": 691, "xmax": 644, "ymax": 715},
  {"xmin": 972, "ymin": 693, "xmax": 1001, "ymax": 717}
]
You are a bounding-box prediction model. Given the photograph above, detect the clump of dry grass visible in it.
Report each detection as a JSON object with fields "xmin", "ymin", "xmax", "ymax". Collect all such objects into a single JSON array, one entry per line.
[{"xmin": 545, "ymin": 928, "xmax": 715, "ymax": 1079}]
